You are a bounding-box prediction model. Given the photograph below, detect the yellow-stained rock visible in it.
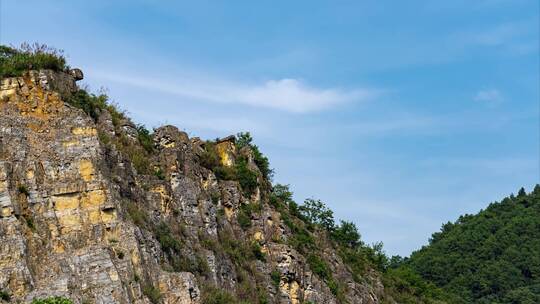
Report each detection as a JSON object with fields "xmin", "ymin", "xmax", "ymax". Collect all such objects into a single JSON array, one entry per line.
[
  {"xmin": 281, "ymin": 280, "xmax": 301, "ymax": 304},
  {"xmin": 224, "ymin": 206, "xmax": 233, "ymax": 220},
  {"xmin": 81, "ymin": 189, "xmax": 106, "ymax": 208},
  {"xmin": 100, "ymin": 209, "xmax": 117, "ymax": 223},
  {"xmin": 62, "ymin": 139, "xmax": 80, "ymax": 147},
  {"xmin": 216, "ymin": 140, "xmax": 235, "ymax": 167},
  {"xmin": 58, "ymin": 214, "xmax": 81, "ymax": 233},
  {"xmin": 79, "ymin": 159, "xmax": 95, "ymax": 182},
  {"xmin": 25, "ymin": 169, "xmax": 34, "ymax": 180},
  {"xmin": 54, "ymin": 194, "xmax": 80, "ymax": 211},
  {"xmin": 1, "ymin": 206, "xmax": 13, "ymax": 217},
  {"xmin": 253, "ymin": 231, "xmax": 264, "ymax": 241},
  {"xmin": 151, "ymin": 185, "xmax": 171, "ymax": 214},
  {"xmin": 72, "ymin": 127, "xmax": 97, "ymax": 136}
]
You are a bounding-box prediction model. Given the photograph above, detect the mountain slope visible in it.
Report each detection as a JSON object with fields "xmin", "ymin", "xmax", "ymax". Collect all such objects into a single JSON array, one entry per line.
[
  {"xmin": 405, "ymin": 187, "xmax": 540, "ymax": 303},
  {"xmin": 0, "ymin": 44, "xmax": 422, "ymax": 304}
]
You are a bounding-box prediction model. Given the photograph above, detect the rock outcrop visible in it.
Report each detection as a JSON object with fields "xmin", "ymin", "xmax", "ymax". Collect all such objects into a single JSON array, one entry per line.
[{"xmin": 0, "ymin": 70, "xmax": 386, "ymax": 303}]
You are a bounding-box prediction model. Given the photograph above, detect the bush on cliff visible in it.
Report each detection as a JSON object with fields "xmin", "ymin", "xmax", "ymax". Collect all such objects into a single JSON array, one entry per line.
[
  {"xmin": 0, "ymin": 43, "xmax": 68, "ymax": 78},
  {"xmin": 236, "ymin": 132, "xmax": 273, "ymax": 180},
  {"xmin": 30, "ymin": 297, "xmax": 73, "ymax": 304}
]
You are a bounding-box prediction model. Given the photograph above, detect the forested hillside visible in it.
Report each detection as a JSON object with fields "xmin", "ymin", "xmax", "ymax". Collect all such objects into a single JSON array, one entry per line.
[{"xmin": 403, "ymin": 186, "xmax": 540, "ymax": 303}]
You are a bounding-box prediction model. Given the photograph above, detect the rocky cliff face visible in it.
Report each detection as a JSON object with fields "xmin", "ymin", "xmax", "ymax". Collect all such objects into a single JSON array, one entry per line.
[{"xmin": 0, "ymin": 70, "xmax": 386, "ymax": 303}]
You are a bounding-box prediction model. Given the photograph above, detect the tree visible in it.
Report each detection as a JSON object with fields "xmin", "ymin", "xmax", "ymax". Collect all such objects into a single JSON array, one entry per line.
[
  {"xmin": 332, "ymin": 220, "xmax": 361, "ymax": 248},
  {"xmin": 299, "ymin": 198, "xmax": 335, "ymax": 231}
]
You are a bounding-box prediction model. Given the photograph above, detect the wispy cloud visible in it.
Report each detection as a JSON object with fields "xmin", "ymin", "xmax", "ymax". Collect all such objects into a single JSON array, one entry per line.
[
  {"xmin": 474, "ymin": 88, "xmax": 504, "ymax": 105},
  {"xmin": 91, "ymin": 71, "xmax": 376, "ymax": 113}
]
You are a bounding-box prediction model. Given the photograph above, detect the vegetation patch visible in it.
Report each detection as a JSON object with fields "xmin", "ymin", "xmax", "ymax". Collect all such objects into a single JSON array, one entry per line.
[
  {"xmin": 236, "ymin": 132, "xmax": 273, "ymax": 180},
  {"xmin": 17, "ymin": 184, "xmax": 30, "ymax": 196},
  {"xmin": 202, "ymin": 286, "xmax": 242, "ymax": 304},
  {"xmin": 30, "ymin": 297, "xmax": 73, "ymax": 304},
  {"xmin": 0, "ymin": 290, "xmax": 10, "ymax": 302},
  {"xmin": 0, "ymin": 43, "xmax": 68, "ymax": 78},
  {"xmin": 402, "ymin": 186, "xmax": 540, "ymax": 304},
  {"xmin": 142, "ymin": 285, "xmax": 162, "ymax": 304}
]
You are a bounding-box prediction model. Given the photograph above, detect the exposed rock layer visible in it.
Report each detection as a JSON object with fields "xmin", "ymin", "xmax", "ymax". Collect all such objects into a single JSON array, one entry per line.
[{"xmin": 0, "ymin": 71, "xmax": 385, "ymax": 303}]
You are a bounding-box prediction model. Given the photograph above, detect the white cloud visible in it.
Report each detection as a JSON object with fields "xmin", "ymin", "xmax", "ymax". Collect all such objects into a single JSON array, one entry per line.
[
  {"xmin": 91, "ymin": 71, "xmax": 375, "ymax": 113},
  {"xmin": 474, "ymin": 89, "xmax": 504, "ymax": 105}
]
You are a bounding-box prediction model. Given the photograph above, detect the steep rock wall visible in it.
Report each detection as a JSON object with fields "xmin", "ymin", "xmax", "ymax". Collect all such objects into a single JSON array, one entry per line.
[{"xmin": 0, "ymin": 71, "xmax": 386, "ymax": 304}]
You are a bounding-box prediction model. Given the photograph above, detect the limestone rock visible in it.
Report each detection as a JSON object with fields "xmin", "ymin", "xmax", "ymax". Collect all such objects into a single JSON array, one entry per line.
[{"xmin": 0, "ymin": 71, "xmax": 388, "ymax": 303}]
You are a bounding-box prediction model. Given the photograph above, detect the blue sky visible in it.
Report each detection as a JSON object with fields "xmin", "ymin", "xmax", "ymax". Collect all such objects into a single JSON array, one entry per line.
[{"xmin": 1, "ymin": 0, "xmax": 538, "ymax": 256}]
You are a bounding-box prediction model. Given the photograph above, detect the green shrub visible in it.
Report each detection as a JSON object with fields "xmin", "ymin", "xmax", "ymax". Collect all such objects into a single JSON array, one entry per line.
[
  {"xmin": 30, "ymin": 297, "xmax": 73, "ymax": 304},
  {"xmin": 126, "ymin": 201, "xmax": 148, "ymax": 228},
  {"xmin": 18, "ymin": 184, "xmax": 30, "ymax": 196},
  {"xmin": 210, "ymin": 191, "xmax": 220, "ymax": 205},
  {"xmin": 237, "ymin": 209, "xmax": 251, "ymax": 230},
  {"xmin": 24, "ymin": 214, "xmax": 35, "ymax": 230},
  {"xmin": 154, "ymin": 167, "xmax": 165, "ymax": 180},
  {"xmin": 202, "ymin": 286, "xmax": 238, "ymax": 304},
  {"xmin": 155, "ymin": 222, "xmax": 182, "ymax": 254},
  {"xmin": 235, "ymin": 132, "xmax": 273, "ymax": 180},
  {"xmin": 299, "ymin": 198, "xmax": 335, "ymax": 231},
  {"xmin": 271, "ymin": 270, "xmax": 281, "ymax": 289},
  {"xmin": 200, "ymin": 142, "xmax": 221, "ymax": 170},
  {"xmin": 0, "ymin": 43, "xmax": 67, "ymax": 78},
  {"xmin": 307, "ymin": 254, "xmax": 331, "ymax": 281},
  {"xmin": 235, "ymin": 157, "xmax": 258, "ymax": 196},
  {"xmin": 338, "ymin": 247, "xmax": 368, "ymax": 283},
  {"xmin": 212, "ymin": 165, "xmax": 236, "ymax": 181},
  {"xmin": 251, "ymin": 242, "xmax": 266, "ymax": 261},
  {"xmin": 136, "ymin": 124, "xmax": 154, "ymax": 152},
  {"xmin": 142, "ymin": 285, "xmax": 162, "ymax": 304},
  {"xmin": 332, "ymin": 220, "xmax": 361, "ymax": 248},
  {"xmin": 0, "ymin": 290, "xmax": 10, "ymax": 301},
  {"xmin": 66, "ymin": 89, "xmax": 109, "ymax": 122}
]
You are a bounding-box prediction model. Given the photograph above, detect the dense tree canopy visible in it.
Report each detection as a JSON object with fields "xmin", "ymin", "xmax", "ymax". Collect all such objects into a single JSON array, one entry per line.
[{"xmin": 405, "ymin": 186, "xmax": 540, "ymax": 303}]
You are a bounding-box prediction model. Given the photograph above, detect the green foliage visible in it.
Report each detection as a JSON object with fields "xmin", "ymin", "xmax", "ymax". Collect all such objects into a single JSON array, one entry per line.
[
  {"xmin": 272, "ymin": 184, "xmax": 294, "ymax": 204},
  {"xmin": 142, "ymin": 285, "xmax": 162, "ymax": 304},
  {"xmin": 0, "ymin": 290, "xmax": 10, "ymax": 301},
  {"xmin": 237, "ymin": 208, "xmax": 252, "ymax": 230},
  {"xmin": 210, "ymin": 191, "xmax": 220, "ymax": 205},
  {"xmin": 154, "ymin": 167, "xmax": 165, "ymax": 180},
  {"xmin": 66, "ymin": 89, "xmax": 110, "ymax": 122},
  {"xmin": 286, "ymin": 225, "xmax": 315, "ymax": 253},
  {"xmin": 30, "ymin": 297, "xmax": 73, "ymax": 304},
  {"xmin": 18, "ymin": 184, "xmax": 30, "ymax": 196},
  {"xmin": 382, "ymin": 266, "xmax": 453, "ymax": 304},
  {"xmin": 235, "ymin": 157, "xmax": 258, "ymax": 196},
  {"xmin": 236, "ymin": 132, "xmax": 273, "ymax": 180},
  {"xmin": 202, "ymin": 286, "xmax": 240, "ymax": 304},
  {"xmin": 155, "ymin": 221, "xmax": 182, "ymax": 254},
  {"xmin": 237, "ymin": 202, "xmax": 261, "ymax": 230},
  {"xmin": 24, "ymin": 214, "xmax": 35, "ymax": 230},
  {"xmin": 201, "ymin": 142, "xmax": 258, "ymax": 195},
  {"xmin": 307, "ymin": 254, "xmax": 332, "ymax": 281},
  {"xmin": 251, "ymin": 241, "xmax": 266, "ymax": 261},
  {"xmin": 67, "ymin": 89, "xmax": 154, "ymax": 175},
  {"xmin": 126, "ymin": 201, "xmax": 149, "ymax": 228},
  {"xmin": 0, "ymin": 43, "xmax": 67, "ymax": 78},
  {"xmin": 271, "ymin": 270, "xmax": 281, "ymax": 289},
  {"xmin": 136, "ymin": 124, "xmax": 154, "ymax": 153},
  {"xmin": 332, "ymin": 220, "xmax": 361, "ymax": 248},
  {"xmin": 365, "ymin": 242, "xmax": 390, "ymax": 272},
  {"xmin": 200, "ymin": 142, "xmax": 221, "ymax": 170},
  {"xmin": 299, "ymin": 198, "xmax": 335, "ymax": 231},
  {"xmin": 405, "ymin": 186, "xmax": 540, "ymax": 303}
]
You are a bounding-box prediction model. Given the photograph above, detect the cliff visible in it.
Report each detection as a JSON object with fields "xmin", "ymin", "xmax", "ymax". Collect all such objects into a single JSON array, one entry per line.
[{"xmin": 0, "ymin": 70, "xmax": 387, "ymax": 303}]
